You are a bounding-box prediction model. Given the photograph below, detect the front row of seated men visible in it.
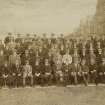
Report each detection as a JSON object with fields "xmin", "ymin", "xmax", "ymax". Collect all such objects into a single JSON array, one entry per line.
[{"xmin": 0, "ymin": 58, "xmax": 105, "ymax": 88}]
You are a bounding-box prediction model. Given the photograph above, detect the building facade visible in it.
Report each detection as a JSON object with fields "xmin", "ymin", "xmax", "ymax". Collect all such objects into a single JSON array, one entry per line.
[{"xmin": 95, "ymin": 0, "xmax": 105, "ymax": 35}]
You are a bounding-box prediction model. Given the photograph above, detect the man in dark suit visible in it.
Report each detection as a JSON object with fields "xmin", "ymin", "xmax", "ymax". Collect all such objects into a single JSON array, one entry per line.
[
  {"xmin": 21, "ymin": 50, "xmax": 31, "ymax": 65},
  {"xmin": 70, "ymin": 61, "xmax": 81, "ymax": 85},
  {"xmin": 0, "ymin": 62, "xmax": 10, "ymax": 88},
  {"xmin": 44, "ymin": 59, "xmax": 52, "ymax": 85},
  {"xmin": 89, "ymin": 58, "xmax": 98, "ymax": 85},
  {"xmin": 50, "ymin": 33, "xmax": 57, "ymax": 45},
  {"xmin": 97, "ymin": 58, "xmax": 105, "ymax": 84},
  {"xmin": 80, "ymin": 59, "xmax": 89, "ymax": 86},
  {"xmin": 33, "ymin": 59, "xmax": 41, "ymax": 85},
  {"xmin": 4, "ymin": 33, "xmax": 12, "ymax": 45},
  {"xmin": 0, "ymin": 50, "xmax": 5, "ymax": 68},
  {"xmin": 62, "ymin": 63, "xmax": 71, "ymax": 86},
  {"xmin": 11, "ymin": 60, "xmax": 23, "ymax": 87}
]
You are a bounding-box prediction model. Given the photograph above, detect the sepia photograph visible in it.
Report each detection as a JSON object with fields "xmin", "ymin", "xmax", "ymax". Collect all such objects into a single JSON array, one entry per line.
[{"xmin": 0, "ymin": 0, "xmax": 105, "ymax": 105}]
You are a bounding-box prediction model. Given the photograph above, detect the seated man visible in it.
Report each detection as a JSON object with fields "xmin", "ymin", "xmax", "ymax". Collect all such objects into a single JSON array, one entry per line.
[
  {"xmin": 89, "ymin": 59, "xmax": 97, "ymax": 85},
  {"xmin": 55, "ymin": 60, "xmax": 63, "ymax": 85},
  {"xmin": 44, "ymin": 59, "xmax": 52, "ymax": 85},
  {"xmin": 80, "ymin": 59, "xmax": 89, "ymax": 86},
  {"xmin": 1, "ymin": 62, "xmax": 10, "ymax": 88},
  {"xmin": 70, "ymin": 48, "xmax": 81, "ymax": 85},
  {"xmin": 97, "ymin": 58, "xmax": 105, "ymax": 84},
  {"xmin": 62, "ymin": 63, "xmax": 71, "ymax": 86},
  {"xmin": 62, "ymin": 50, "xmax": 72, "ymax": 85},
  {"xmin": 10, "ymin": 63, "xmax": 17, "ymax": 88},
  {"xmin": 11, "ymin": 60, "xmax": 23, "ymax": 87},
  {"xmin": 70, "ymin": 61, "xmax": 81, "ymax": 85},
  {"xmin": 33, "ymin": 59, "xmax": 41, "ymax": 85},
  {"xmin": 23, "ymin": 60, "xmax": 33, "ymax": 86}
]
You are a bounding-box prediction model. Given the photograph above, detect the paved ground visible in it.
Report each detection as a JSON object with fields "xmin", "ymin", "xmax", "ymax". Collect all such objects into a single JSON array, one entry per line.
[{"xmin": 0, "ymin": 85, "xmax": 105, "ymax": 105}]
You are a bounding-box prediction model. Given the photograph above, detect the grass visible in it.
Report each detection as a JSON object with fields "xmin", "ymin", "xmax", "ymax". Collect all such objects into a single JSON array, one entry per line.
[{"xmin": 0, "ymin": 86, "xmax": 105, "ymax": 105}]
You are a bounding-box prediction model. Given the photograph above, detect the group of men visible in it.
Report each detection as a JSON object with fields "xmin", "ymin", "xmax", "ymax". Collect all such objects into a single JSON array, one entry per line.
[{"xmin": 0, "ymin": 33, "xmax": 105, "ymax": 88}]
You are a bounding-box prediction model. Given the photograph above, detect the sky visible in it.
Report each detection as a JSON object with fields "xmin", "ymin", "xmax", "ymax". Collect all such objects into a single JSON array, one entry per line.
[{"xmin": 0, "ymin": 0, "xmax": 97, "ymax": 37}]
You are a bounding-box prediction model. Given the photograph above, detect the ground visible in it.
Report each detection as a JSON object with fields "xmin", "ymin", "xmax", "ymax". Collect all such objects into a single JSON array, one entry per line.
[{"xmin": 0, "ymin": 85, "xmax": 105, "ymax": 105}]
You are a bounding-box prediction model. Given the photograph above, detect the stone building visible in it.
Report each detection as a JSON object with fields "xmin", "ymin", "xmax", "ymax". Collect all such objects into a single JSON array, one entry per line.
[{"xmin": 95, "ymin": 0, "xmax": 105, "ymax": 35}]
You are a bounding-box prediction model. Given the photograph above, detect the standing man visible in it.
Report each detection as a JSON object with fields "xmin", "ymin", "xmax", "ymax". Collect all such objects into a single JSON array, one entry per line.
[
  {"xmin": 9, "ymin": 50, "xmax": 21, "ymax": 67},
  {"xmin": 21, "ymin": 50, "xmax": 31, "ymax": 65},
  {"xmin": 0, "ymin": 50, "xmax": 5, "ymax": 68}
]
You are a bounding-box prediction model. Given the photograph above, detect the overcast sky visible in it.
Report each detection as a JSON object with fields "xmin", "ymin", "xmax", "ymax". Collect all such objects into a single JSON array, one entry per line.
[{"xmin": 0, "ymin": 0, "xmax": 97, "ymax": 36}]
